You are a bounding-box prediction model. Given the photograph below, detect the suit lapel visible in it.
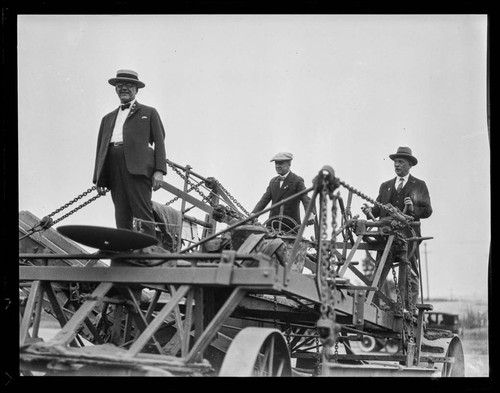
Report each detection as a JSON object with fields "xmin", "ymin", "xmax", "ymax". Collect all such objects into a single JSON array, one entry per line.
[
  {"xmin": 271, "ymin": 177, "xmax": 281, "ymax": 199},
  {"xmin": 104, "ymin": 109, "xmax": 120, "ymax": 144},
  {"xmin": 382, "ymin": 178, "xmax": 395, "ymax": 203},
  {"xmin": 127, "ymin": 101, "xmax": 139, "ymax": 119}
]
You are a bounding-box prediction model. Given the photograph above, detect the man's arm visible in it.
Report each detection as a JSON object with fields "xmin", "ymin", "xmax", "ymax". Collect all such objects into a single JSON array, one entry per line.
[
  {"xmin": 252, "ymin": 184, "xmax": 272, "ymax": 215},
  {"xmin": 297, "ymin": 176, "xmax": 316, "ymax": 224},
  {"xmin": 150, "ymin": 108, "xmax": 167, "ymax": 175},
  {"xmin": 407, "ymin": 180, "xmax": 432, "ymax": 219}
]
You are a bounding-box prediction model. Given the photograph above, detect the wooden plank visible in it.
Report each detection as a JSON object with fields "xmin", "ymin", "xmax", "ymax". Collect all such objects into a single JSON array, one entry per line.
[
  {"xmin": 20, "ymin": 281, "xmax": 43, "ymax": 346},
  {"xmin": 186, "ymin": 287, "xmax": 247, "ymax": 363},
  {"xmin": 338, "ymin": 236, "xmax": 363, "ymax": 277},
  {"xmin": 366, "ymin": 235, "xmax": 394, "ymax": 304},
  {"xmin": 158, "ymin": 181, "xmax": 213, "ymax": 215},
  {"xmin": 48, "ymin": 282, "xmax": 114, "ymax": 346}
]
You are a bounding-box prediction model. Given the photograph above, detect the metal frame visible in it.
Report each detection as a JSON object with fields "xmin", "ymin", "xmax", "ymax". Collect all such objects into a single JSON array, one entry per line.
[{"xmin": 18, "ymin": 165, "xmax": 462, "ymax": 377}]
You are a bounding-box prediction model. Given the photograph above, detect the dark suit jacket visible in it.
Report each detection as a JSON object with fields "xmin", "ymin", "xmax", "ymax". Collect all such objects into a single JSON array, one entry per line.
[
  {"xmin": 371, "ymin": 174, "xmax": 432, "ymax": 237},
  {"xmin": 252, "ymin": 171, "xmax": 315, "ymax": 226},
  {"xmin": 93, "ymin": 101, "xmax": 167, "ymax": 188}
]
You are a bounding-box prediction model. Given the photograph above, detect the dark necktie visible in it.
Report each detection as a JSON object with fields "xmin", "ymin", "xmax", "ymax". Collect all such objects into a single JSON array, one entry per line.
[
  {"xmin": 121, "ymin": 102, "xmax": 131, "ymax": 110},
  {"xmin": 279, "ymin": 175, "xmax": 286, "ymax": 182},
  {"xmin": 396, "ymin": 178, "xmax": 404, "ymax": 193}
]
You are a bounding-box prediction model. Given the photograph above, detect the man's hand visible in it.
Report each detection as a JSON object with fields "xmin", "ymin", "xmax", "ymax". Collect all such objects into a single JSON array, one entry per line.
[
  {"xmin": 403, "ymin": 197, "xmax": 414, "ymax": 213},
  {"xmin": 361, "ymin": 203, "xmax": 372, "ymax": 216},
  {"xmin": 306, "ymin": 213, "xmax": 315, "ymax": 226},
  {"xmin": 362, "ymin": 203, "xmax": 377, "ymax": 220},
  {"xmin": 152, "ymin": 171, "xmax": 164, "ymax": 191}
]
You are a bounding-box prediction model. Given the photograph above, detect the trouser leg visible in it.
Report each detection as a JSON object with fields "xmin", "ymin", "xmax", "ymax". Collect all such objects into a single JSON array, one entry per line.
[
  {"xmin": 107, "ymin": 147, "xmax": 134, "ymax": 230},
  {"xmin": 106, "ymin": 146, "xmax": 156, "ymax": 237},
  {"xmin": 125, "ymin": 175, "xmax": 155, "ymax": 237}
]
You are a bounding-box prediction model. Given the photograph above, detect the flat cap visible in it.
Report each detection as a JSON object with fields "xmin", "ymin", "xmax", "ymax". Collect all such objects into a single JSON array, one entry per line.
[{"xmin": 270, "ymin": 152, "xmax": 294, "ymax": 162}]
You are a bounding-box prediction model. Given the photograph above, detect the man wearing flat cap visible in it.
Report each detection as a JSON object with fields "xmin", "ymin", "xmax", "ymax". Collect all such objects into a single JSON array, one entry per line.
[
  {"xmin": 252, "ymin": 152, "xmax": 315, "ymax": 234},
  {"xmin": 93, "ymin": 69, "xmax": 167, "ymax": 237},
  {"xmin": 362, "ymin": 146, "xmax": 432, "ymax": 310}
]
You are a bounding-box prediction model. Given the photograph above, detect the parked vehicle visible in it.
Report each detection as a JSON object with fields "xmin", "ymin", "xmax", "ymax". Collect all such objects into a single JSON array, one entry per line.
[{"xmin": 425, "ymin": 312, "xmax": 462, "ymax": 336}]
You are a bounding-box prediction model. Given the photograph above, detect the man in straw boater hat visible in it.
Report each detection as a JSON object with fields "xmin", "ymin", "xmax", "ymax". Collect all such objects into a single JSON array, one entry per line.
[
  {"xmin": 252, "ymin": 152, "xmax": 316, "ymax": 235},
  {"xmin": 93, "ymin": 69, "xmax": 167, "ymax": 238},
  {"xmin": 361, "ymin": 146, "xmax": 432, "ymax": 311}
]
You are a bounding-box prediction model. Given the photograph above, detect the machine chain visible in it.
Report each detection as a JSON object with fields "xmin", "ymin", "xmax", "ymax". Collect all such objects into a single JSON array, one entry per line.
[
  {"xmin": 210, "ymin": 178, "xmax": 251, "ymax": 217},
  {"xmin": 338, "ymin": 178, "xmax": 415, "ymax": 224},
  {"xmin": 406, "ymin": 267, "xmax": 417, "ymax": 343},
  {"xmin": 166, "ymin": 161, "xmax": 217, "ymax": 207},
  {"xmin": 163, "ymin": 181, "xmax": 205, "ymax": 206},
  {"xmin": 21, "ymin": 186, "xmax": 107, "ymax": 238},
  {"xmin": 318, "ymin": 183, "xmax": 335, "ymax": 319},
  {"xmin": 316, "ymin": 172, "xmax": 340, "ymax": 360},
  {"xmin": 50, "ymin": 190, "xmax": 107, "ymax": 226},
  {"xmin": 165, "ymin": 160, "xmax": 250, "ymax": 216}
]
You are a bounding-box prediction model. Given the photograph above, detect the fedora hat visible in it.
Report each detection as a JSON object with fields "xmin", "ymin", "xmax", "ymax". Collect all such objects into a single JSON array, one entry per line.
[
  {"xmin": 389, "ymin": 146, "xmax": 418, "ymax": 166},
  {"xmin": 270, "ymin": 152, "xmax": 293, "ymax": 162},
  {"xmin": 108, "ymin": 69, "xmax": 145, "ymax": 89}
]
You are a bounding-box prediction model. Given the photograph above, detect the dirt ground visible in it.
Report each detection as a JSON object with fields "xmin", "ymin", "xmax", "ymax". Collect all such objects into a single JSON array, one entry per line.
[{"xmin": 462, "ymin": 327, "xmax": 489, "ymax": 377}]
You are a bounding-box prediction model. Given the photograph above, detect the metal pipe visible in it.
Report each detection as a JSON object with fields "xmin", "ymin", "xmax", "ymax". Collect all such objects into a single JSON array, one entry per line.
[{"xmin": 18, "ymin": 252, "xmax": 265, "ymax": 261}]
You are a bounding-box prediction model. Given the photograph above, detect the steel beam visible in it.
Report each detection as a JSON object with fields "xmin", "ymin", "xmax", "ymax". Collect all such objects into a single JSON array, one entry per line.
[
  {"xmin": 19, "ymin": 265, "xmax": 281, "ymax": 287},
  {"xmin": 125, "ymin": 285, "xmax": 191, "ymax": 357},
  {"xmin": 186, "ymin": 287, "xmax": 247, "ymax": 363}
]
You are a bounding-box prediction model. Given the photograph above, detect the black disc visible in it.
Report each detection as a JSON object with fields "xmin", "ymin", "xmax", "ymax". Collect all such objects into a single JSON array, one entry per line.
[{"xmin": 57, "ymin": 225, "xmax": 157, "ymax": 251}]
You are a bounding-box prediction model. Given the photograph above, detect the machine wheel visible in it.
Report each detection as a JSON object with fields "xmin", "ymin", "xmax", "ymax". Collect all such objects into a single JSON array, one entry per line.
[
  {"xmin": 384, "ymin": 338, "xmax": 401, "ymax": 354},
  {"xmin": 442, "ymin": 336, "xmax": 465, "ymax": 377},
  {"xmin": 359, "ymin": 335, "xmax": 379, "ymax": 352},
  {"xmin": 219, "ymin": 327, "xmax": 292, "ymax": 376}
]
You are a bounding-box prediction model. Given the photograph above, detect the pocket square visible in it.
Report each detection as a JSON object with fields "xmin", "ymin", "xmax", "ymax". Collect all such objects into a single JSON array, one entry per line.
[{"xmin": 141, "ymin": 116, "xmax": 148, "ymax": 119}]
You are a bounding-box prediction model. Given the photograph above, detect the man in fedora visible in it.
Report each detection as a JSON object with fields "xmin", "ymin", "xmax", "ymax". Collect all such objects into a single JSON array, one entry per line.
[
  {"xmin": 93, "ymin": 69, "xmax": 167, "ymax": 237},
  {"xmin": 252, "ymin": 152, "xmax": 315, "ymax": 234},
  {"xmin": 361, "ymin": 146, "xmax": 432, "ymax": 310}
]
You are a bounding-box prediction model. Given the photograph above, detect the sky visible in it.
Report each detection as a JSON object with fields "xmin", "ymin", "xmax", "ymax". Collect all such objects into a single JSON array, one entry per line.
[{"xmin": 17, "ymin": 14, "xmax": 490, "ymax": 300}]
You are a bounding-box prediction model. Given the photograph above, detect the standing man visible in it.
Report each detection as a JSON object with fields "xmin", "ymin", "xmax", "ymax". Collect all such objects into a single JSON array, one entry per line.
[
  {"xmin": 252, "ymin": 152, "xmax": 315, "ymax": 234},
  {"xmin": 93, "ymin": 69, "xmax": 167, "ymax": 237},
  {"xmin": 361, "ymin": 146, "xmax": 432, "ymax": 308}
]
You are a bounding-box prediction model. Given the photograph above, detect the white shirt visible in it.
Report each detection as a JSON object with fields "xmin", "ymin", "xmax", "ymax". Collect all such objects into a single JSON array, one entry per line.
[
  {"xmin": 395, "ymin": 174, "xmax": 409, "ymax": 189},
  {"xmin": 279, "ymin": 172, "xmax": 289, "ymax": 187},
  {"xmin": 110, "ymin": 100, "xmax": 135, "ymax": 143}
]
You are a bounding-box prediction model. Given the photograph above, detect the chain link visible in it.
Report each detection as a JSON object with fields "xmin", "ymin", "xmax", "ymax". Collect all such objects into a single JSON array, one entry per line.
[
  {"xmin": 164, "ymin": 181, "xmax": 205, "ymax": 206},
  {"xmin": 165, "ymin": 161, "xmax": 216, "ymax": 207},
  {"xmin": 164, "ymin": 160, "xmax": 251, "ymax": 219},
  {"xmin": 20, "ymin": 186, "xmax": 107, "ymax": 238},
  {"xmin": 333, "ymin": 339, "xmax": 339, "ymax": 362},
  {"xmin": 314, "ymin": 336, "xmax": 321, "ymax": 375},
  {"xmin": 318, "ymin": 180, "xmax": 336, "ymax": 319},
  {"xmin": 338, "ymin": 178, "xmax": 414, "ymax": 223},
  {"xmin": 211, "ymin": 178, "xmax": 251, "ymax": 216},
  {"xmin": 51, "ymin": 190, "xmax": 107, "ymax": 225},
  {"xmin": 47, "ymin": 186, "xmax": 99, "ymax": 218},
  {"xmin": 406, "ymin": 265, "xmax": 416, "ymax": 343}
]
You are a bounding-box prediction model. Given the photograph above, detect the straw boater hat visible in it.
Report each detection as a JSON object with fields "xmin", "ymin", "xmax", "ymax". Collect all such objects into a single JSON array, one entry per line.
[
  {"xmin": 270, "ymin": 152, "xmax": 294, "ymax": 162},
  {"xmin": 389, "ymin": 146, "xmax": 418, "ymax": 166},
  {"xmin": 108, "ymin": 69, "xmax": 145, "ymax": 89}
]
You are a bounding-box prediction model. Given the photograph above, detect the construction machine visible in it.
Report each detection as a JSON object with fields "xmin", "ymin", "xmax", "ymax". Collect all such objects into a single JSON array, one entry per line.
[{"xmin": 18, "ymin": 161, "xmax": 465, "ymax": 377}]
